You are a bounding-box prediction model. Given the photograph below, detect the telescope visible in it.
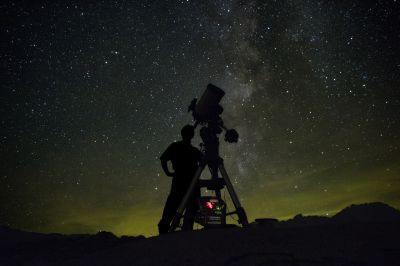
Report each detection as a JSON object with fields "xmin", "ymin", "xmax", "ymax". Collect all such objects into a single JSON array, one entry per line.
[
  {"xmin": 188, "ymin": 84, "xmax": 239, "ymax": 143},
  {"xmin": 169, "ymin": 84, "xmax": 248, "ymax": 231}
]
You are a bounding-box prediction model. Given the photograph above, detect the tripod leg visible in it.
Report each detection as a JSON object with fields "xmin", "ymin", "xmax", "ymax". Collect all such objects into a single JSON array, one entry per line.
[
  {"xmin": 209, "ymin": 165, "xmax": 221, "ymax": 199},
  {"xmin": 218, "ymin": 163, "xmax": 249, "ymax": 226},
  {"xmin": 169, "ymin": 163, "xmax": 206, "ymax": 232}
]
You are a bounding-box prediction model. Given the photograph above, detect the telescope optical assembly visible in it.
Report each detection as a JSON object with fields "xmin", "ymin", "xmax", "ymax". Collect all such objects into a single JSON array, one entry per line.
[{"xmin": 193, "ymin": 84, "xmax": 225, "ymax": 123}]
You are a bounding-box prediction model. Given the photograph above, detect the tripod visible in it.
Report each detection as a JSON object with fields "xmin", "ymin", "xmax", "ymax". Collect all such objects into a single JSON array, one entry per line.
[{"xmin": 169, "ymin": 123, "xmax": 249, "ymax": 232}]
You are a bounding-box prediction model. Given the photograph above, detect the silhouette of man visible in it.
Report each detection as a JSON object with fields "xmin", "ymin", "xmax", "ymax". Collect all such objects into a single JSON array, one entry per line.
[{"xmin": 158, "ymin": 125, "xmax": 202, "ymax": 234}]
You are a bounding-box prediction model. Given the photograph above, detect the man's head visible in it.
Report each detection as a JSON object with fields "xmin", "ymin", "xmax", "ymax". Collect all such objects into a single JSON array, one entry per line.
[{"xmin": 181, "ymin": 125, "xmax": 195, "ymax": 141}]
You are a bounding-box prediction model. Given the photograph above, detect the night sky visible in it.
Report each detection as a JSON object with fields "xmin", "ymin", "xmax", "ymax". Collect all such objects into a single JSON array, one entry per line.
[{"xmin": 1, "ymin": 0, "xmax": 399, "ymax": 237}]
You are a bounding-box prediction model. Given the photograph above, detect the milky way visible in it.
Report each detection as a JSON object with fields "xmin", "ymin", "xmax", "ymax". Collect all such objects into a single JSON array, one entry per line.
[{"xmin": 1, "ymin": 1, "xmax": 399, "ymax": 236}]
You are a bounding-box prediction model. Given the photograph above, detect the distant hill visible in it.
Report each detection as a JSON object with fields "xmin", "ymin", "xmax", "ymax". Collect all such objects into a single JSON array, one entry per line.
[
  {"xmin": 253, "ymin": 202, "xmax": 400, "ymax": 227},
  {"xmin": 0, "ymin": 225, "xmax": 54, "ymax": 246},
  {"xmin": 332, "ymin": 202, "xmax": 400, "ymax": 223},
  {"xmin": 0, "ymin": 225, "xmax": 143, "ymax": 249}
]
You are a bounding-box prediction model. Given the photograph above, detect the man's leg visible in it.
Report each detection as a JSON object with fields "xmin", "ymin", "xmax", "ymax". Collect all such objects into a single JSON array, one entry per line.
[
  {"xmin": 182, "ymin": 189, "xmax": 200, "ymax": 231},
  {"xmin": 158, "ymin": 192, "xmax": 180, "ymax": 234}
]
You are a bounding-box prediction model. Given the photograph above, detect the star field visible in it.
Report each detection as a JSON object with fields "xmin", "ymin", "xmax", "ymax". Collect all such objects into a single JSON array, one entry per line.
[{"xmin": 1, "ymin": 0, "xmax": 399, "ymax": 236}]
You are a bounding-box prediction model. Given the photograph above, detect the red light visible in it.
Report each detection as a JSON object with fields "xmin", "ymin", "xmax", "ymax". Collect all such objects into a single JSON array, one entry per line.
[{"xmin": 205, "ymin": 202, "xmax": 213, "ymax": 209}]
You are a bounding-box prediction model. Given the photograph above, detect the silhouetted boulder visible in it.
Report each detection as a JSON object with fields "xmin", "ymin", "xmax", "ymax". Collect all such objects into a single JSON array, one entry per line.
[
  {"xmin": 93, "ymin": 231, "xmax": 117, "ymax": 241},
  {"xmin": 251, "ymin": 218, "xmax": 278, "ymax": 227},
  {"xmin": 283, "ymin": 214, "xmax": 330, "ymax": 226},
  {"xmin": 120, "ymin": 235, "xmax": 146, "ymax": 241}
]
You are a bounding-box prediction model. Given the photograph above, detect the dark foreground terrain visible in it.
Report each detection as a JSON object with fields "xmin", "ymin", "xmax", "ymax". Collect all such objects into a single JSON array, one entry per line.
[{"xmin": 1, "ymin": 202, "xmax": 399, "ymax": 266}]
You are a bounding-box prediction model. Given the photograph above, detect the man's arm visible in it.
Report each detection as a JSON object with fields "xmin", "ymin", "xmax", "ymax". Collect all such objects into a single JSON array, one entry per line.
[
  {"xmin": 160, "ymin": 144, "xmax": 174, "ymax": 177},
  {"xmin": 160, "ymin": 158, "xmax": 174, "ymax": 177}
]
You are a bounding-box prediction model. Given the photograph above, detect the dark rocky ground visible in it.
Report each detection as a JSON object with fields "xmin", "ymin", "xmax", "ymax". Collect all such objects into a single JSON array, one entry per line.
[{"xmin": 1, "ymin": 202, "xmax": 399, "ymax": 266}]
